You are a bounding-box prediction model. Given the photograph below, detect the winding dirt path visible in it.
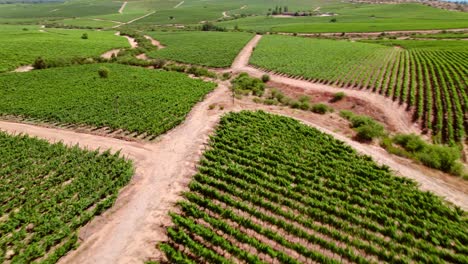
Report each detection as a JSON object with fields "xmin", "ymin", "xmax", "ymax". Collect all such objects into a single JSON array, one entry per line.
[
  {"xmin": 144, "ymin": 35, "xmax": 165, "ymax": 49},
  {"xmin": 118, "ymin": 1, "xmax": 127, "ymax": 14},
  {"xmin": 13, "ymin": 65, "xmax": 34, "ymax": 72}
]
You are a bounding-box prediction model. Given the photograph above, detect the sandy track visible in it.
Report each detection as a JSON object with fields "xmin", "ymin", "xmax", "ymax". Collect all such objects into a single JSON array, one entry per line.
[
  {"xmin": 174, "ymin": 1, "xmax": 184, "ymax": 8},
  {"xmin": 101, "ymin": 49, "xmax": 120, "ymax": 59},
  {"xmin": 13, "ymin": 65, "xmax": 34, "ymax": 72},
  {"xmin": 118, "ymin": 1, "xmax": 127, "ymax": 14},
  {"xmin": 112, "ymin": 11, "xmax": 156, "ymax": 28},
  {"xmin": 231, "ymin": 34, "xmax": 263, "ymax": 70},
  {"xmin": 144, "ymin": 35, "xmax": 165, "ymax": 49}
]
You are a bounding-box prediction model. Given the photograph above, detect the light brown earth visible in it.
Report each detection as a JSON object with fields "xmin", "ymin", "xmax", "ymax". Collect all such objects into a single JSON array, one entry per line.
[
  {"xmin": 144, "ymin": 35, "xmax": 165, "ymax": 49},
  {"xmin": 1, "ymin": 34, "xmax": 467, "ymax": 264},
  {"xmin": 118, "ymin": 1, "xmax": 127, "ymax": 14}
]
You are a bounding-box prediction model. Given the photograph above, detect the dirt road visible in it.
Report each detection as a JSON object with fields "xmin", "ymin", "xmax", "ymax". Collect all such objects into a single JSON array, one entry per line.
[
  {"xmin": 112, "ymin": 11, "xmax": 156, "ymax": 28},
  {"xmin": 144, "ymin": 35, "xmax": 165, "ymax": 49},
  {"xmin": 174, "ymin": 1, "xmax": 184, "ymax": 8},
  {"xmin": 118, "ymin": 1, "xmax": 127, "ymax": 14}
]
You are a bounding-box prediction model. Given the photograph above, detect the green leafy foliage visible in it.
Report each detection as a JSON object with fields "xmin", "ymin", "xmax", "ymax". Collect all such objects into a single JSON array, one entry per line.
[
  {"xmin": 0, "ymin": 64, "xmax": 215, "ymax": 137},
  {"xmin": 0, "ymin": 132, "xmax": 133, "ymax": 263},
  {"xmin": 160, "ymin": 111, "xmax": 468, "ymax": 263},
  {"xmin": 231, "ymin": 73, "xmax": 265, "ymax": 96}
]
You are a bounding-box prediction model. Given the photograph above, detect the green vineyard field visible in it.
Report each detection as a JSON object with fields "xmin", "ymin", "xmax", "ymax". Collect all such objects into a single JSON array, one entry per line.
[
  {"xmin": 0, "ymin": 25, "xmax": 129, "ymax": 72},
  {"xmin": 250, "ymin": 35, "xmax": 468, "ymax": 143},
  {"xmin": 161, "ymin": 111, "xmax": 468, "ymax": 263},
  {"xmin": 146, "ymin": 31, "xmax": 253, "ymax": 68},
  {"xmin": 0, "ymin": 64, "xmax": 215, "ymax": 137},
  {"xmin": 0, "ymin": 132, "xmax": 133, "ymax": 263}
]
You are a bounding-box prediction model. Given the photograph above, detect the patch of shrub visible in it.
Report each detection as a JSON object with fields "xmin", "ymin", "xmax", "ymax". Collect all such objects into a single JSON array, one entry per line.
[
  {"xmin": 222, "ymin": 72, "xmax": 231, "ymax": 80},
  {"xmin": 187, "ymin": 66, "xmax": 217, "ymax": 78},
  {"xmin": 153, "ymin": 58, "xmax": 166, "ymax": 69},
  {"xmin": 355, "ymin": 122, "xmax": 385, "ymax": 141},
  {"xmin": 299, "ymin": 101, "xmax": 311, "ymax": 110},
  {"xmin": 231, "ymin": 73, "xmax": 265, "ymax": 96},
  {"xmin": 390, "ymin": 133, "xmax": 463, "ymax": 175},
  {"xmin": 331, "ymin": 92, "xmax": 345, "ymax": 102},
  {"xmin": 261, "ymin": 74, "xmax": 270, "ymax": 83},
  {"xmin": 33, "ymin": 57, "xmax": 47, "ymax": 69},
  {"xmin": 81, "ymin": 33, "xmax": 88, "ymax": 40},
  {"xmin": 264, "ymin": 98, "xmax": 278, "ymax": 105},
  {"xmin": 339, "ymin": 110, "xmax": 354, "ymax": 119},
  {"xmin": 98, "ymin": 67, "xmax": 110, "ymax": 78},
  {"xmin": 298, "ymin": 95, "xmax": 310, "ymax": 103},
  {"xmin": 289, "ymin": 100, "xmax": 301, "ymax": 109},
  {"xmin": 311, "ymin": 103, "xmax": 330, "ymax": 114}
]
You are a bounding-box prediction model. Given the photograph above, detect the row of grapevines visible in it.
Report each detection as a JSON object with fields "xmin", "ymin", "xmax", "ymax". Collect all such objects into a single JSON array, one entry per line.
[
  {"xmin": 0, "ymin": 132, "xmax": 133, "ymax": 263},
  {"xmin": 160, "ymin": 111, "xmax": 468, "ymax": 263},
  {"xmin": 0, "ymin": 63, "xmax": 215, "ymax": 139},
  {"xmin": 250, "ymin": 36, "xmax": 467, "ymax": 143}
]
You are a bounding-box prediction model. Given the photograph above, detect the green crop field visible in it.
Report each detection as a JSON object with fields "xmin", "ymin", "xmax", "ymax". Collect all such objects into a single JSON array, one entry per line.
[
  {"xmin": 0, "ymin": 132, "xmax": 133, "ymax": 263},
  {"xmin": 250, "ymin": 35, "xmax": 468, "ymax": 143},
  {"xmin": 412, "ymin": 32, "xmax": 468, "ymax": 39},
  {"xmin": 0, "ymin": 64, "xmax": 215, "ymax": 137},
  {"xmin": 160, "ymin": 111, "xmax": 468, "ymax": 263},
  {"xmin": 217, "ymin": 3, "xmax": 468, "ymax": 33},
  {"xmin": 0, "ymin": 25, "xmax": 129, "ymax": 72},
  {"xmin": 146, "ymin": 31, "xmax": 253, "ymax": 67}
]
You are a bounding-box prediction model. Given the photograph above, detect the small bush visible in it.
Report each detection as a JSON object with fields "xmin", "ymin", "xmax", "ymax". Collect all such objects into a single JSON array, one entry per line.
[
  {"xmin": 330, "ymin": 18, "xmax": 337, "ymax": 23},
  {"xmin": 331, "ymin": 92, "xmax": 345, "ymax": 102},
  {"xmin": 98, "ymin": 67, "xmax": 110, "ymax": 78},
  {"xmin": 261, "ymin": 74, "xmax": 270, "ymax": 83},
  {"xmin": 231, "ymin": 73, "xmax": 265, "ymax": 97},
  {"xmin": 264, "ymin": 99, "xmax": 278, "ymax": 105},
  {"xmin": 298, "ymin": 95, "xmax": 310, "ymax": 103},
  {"xmin": 81, "ymin": 33, "xmax": 88, "ymax": 40},
  {"xmin": 417, "ymin": 145, "xmax": 461, "ymax": 174},
  {"xmin": 393, "ymin": 134, "xmax": 426, "ymax": 153},
  {"xmin": 311, "ymin": 103, "xmax": 330, "ymax": 114},
  {"xmin": 222, "ymin": 72, "xmax": 231, "ymax": 80},
  {"xmin": 289, "ymin": 100, "xmax": 301, "ymax": 109},
  {"xmin": 208, "ymin": 104, "xmax": 216, "ymax": 110},
  {"xmin": 33, "ymin": 57, "xmax": 47, "ymax": 69},
  {"xmin": 339, "ymin": 110, "xmax": 354, "ymax": 120},
  {"xmin": 355, "ymin": 122, "xmax": 385, "ymax": 141},
  {"xmin": 299, "ymin": 101, "xmax": 311, "ymax": 110},
  {"xmin": 349, "ymin": 115, "xmax": 375, "ymax": 128},
  {"xmin": 153, "ymin": 58, "xmax": 166, "ymax": 69}
]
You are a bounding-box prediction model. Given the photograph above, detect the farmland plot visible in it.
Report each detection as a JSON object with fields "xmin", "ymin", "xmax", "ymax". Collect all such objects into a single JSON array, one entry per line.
[
  {"xmin": 161, "ymin": 111, "xmax": 468, "ymax": 263},
  {"xmin": 0, "ymin": 64, "xmax": 215, "ymax": 138},
  {"xmin": 0, "ymin": 132, "xmax": 133, "ymax": 263},
  {"xmin": 0, "ymin": 25, "xmax": 129, "ymax": 72},
  {"xmin": 250, "ymin": 35, "xmax": 468, "ymax": 143},
  {"xmin": 146, "ymin": 31, "xmax": 253, "ymax": 68}
]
